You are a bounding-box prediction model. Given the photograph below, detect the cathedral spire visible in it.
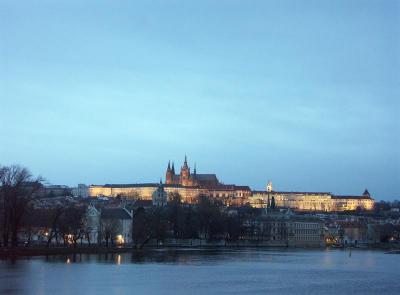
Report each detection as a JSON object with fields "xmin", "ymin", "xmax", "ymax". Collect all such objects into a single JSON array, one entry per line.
[
  {"xmin": 171, "ymin": 162, "xmax": 175, "ymax": 174},
  {"xmin": 167, "ymin": 161, "xmax": 171, "ymax": 170},
  {"xmin": 183, "ymin": 155, "xmax": 189, "ymax": 169}
]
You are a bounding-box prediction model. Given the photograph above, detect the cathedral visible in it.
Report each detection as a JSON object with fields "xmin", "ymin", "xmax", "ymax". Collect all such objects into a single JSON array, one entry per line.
[{"xmin": 165, "ymin": 156, "xmax": 220, "ymax": 188}]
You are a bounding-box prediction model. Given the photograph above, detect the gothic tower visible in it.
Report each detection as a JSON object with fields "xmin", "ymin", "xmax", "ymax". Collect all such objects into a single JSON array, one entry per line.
[
  {"xmin": 166, "ymin": 161, "xmax": 173, "ymax": 184},
  {"xmin": 180, "ymin": 155, "xmax": 190, "ymax": 186}
]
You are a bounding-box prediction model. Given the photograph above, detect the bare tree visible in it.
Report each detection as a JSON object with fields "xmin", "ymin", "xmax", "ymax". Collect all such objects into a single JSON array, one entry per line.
[
  {"xmin": 0, "ymin": 165, "xmax": 43, "ymax": 248},
  {"xmin": 46, "ymin": 206, "xmax": 64, "ymax": 247},
  {"xmin": 58, "ymin": 206, "xmax": 85, "ymax": 247},
  {"xmin": 101, "ymin": 219, "xmax": 119, "ymax": 247}
]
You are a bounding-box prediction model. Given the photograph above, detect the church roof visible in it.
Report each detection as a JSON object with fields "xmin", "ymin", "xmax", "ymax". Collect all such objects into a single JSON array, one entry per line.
[
  {"xmin": 93, "ymin": 183, "xmax": 158, "ymax": 188},
  {"xmin": 208, "ymin": 184, "xmax": 251, "ymax": 191},
  {"xmin": 193, "ymin": 174, "xmax": 218, "ymax": 181}
]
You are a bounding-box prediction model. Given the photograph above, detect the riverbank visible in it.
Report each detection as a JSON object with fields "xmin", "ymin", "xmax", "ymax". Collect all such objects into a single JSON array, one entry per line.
[{"xmin": 1, "ymin": 242, "xmax": 398, "ymax": 258}]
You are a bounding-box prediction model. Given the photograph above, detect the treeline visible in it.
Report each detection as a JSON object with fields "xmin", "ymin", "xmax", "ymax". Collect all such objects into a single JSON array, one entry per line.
[
  {"xmin": 0, "ymin": 165, "xmax": 43, "ymax": 248},
  {"xmin": 0, "ymin": 164, "xmax": 262, "ymax": 249},
  {"xmin": 131, "ymin": 194, "xmax": 259, "ymax": 248},
  {"xmin": 0, "ymin": 165, "xmax": 85, "ymax": 248}
]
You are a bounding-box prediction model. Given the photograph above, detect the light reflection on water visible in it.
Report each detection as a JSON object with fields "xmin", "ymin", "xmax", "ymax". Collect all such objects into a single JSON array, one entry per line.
[{"xmin": 0, "ymin": 249, "xmax": 399, "ymax": 295}]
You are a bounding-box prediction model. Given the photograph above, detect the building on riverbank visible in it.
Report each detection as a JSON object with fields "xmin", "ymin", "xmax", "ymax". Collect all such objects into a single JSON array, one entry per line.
[
  {"xmin": 254, "ymin": 210, "xmax": 325, "ymax": 247},
  {"xmin": 85, "ymin": 204, "xmax": 133, "ymax": 245}
]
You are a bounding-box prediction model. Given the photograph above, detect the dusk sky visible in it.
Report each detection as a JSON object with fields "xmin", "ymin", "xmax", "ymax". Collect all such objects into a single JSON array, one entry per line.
[{"xmin": 1, "ymin": 0, "xmax": 399, "ymax": 200}]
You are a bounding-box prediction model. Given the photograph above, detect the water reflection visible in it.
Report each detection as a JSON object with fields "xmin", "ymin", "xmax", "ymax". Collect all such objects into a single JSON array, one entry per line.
[{"xmin": 1, "ymin": 249, "xmax": 399, "ymax": 295}]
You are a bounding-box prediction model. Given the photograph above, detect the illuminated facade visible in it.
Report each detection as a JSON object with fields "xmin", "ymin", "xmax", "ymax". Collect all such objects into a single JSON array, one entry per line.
[
  {"xmin": 165, "ymin": 156, "xmax": 219, "ymax": 187},
  {"xmin": 251, "ymin": 183, "xmax": 374, "ymax": 212},
  {"xmin": 88, "ymin": 161, "xmax": 374, "ymax": 211},
  {"xmin": 88, "ymin": 156, "xmax": 251, "ymax": 205}
]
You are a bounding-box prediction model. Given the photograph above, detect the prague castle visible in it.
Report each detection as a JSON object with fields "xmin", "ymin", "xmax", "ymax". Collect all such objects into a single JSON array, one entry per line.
[
  {"xmin": 88, "ymin": 157, "xmax": 375, "ymax": 212},
  {"xmin": 165, "ymin": 156, "xmax": 219, "ymax": 187},
  {"xmin": 89, "ymin": 156, "xmax": 251, "ymax": 205},
  {"xmin": 250, "ymin": 181, "xmax": 374, "ymax": 211}
]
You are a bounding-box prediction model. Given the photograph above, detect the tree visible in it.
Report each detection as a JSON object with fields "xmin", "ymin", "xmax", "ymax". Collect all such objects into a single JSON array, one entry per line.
[
  {"xmin": 270, "ymin": 196, "xmax": 276, "ymax": 209},
  {"xmin": 101, "ymin": 218, "xmax": 119, "ymax": 247},
  {"xmin": 149, "ymin": 208, "xmax": 167, "ymax": 244},
  {"xmin": 132, "ymin": 207, "xmax": 152, "ymax": 249},
  {"xmin": 0, "ymin": 165, "xmax": 43, "ymax": 248},
  {"xmin": 58, "ymin": 206, "xmax": 85, "ymax": 247},
  {"xmin": 197, "ymin": 195, "xmax": 224, "ymax": 240},
  {"xmin": 225, "ymin": 215, "xmax": 242, "ymax": 241},
  {"xmin": 46, "ymin": 206, "xmax": 64, "ymax": 247},
  {"xmin": 167, "ymin": 193, "xmax": 184, "ymax": 238}
]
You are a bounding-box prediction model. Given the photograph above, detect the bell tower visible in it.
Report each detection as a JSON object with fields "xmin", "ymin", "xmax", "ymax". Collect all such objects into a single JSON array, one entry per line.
[
  {"xmin": 266, "ymin": 180, "xmax": 273, "ymax": 192},
  {"xmin": 166, "ymin": 161, "xmax": 173, "ymax": 184}
]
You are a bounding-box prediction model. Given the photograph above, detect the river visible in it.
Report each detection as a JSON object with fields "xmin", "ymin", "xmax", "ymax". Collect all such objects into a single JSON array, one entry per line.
[{"xmin": 0, "ymin": 249, "xmax": 399, "ymax": 294}]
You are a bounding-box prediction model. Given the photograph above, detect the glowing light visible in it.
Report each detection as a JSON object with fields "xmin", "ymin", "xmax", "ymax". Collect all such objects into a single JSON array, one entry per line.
[
  {"xmin": 66, "ymin": 258, "xmax": 71, "ymax": 264},
  {"xmin": 116, "ymin": 235, "xmax": 124, "ymax": 245},
  {"xmin": 67, "ymin": 234, "xmax": 74, "ymax": 244},
  {"xmin": 117, "ymin": 254, "xmax": 121, "ymax": 265}
]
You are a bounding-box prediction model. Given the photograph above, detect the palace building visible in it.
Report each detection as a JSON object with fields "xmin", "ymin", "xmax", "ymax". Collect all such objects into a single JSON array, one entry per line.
[
  {"xmin": 250, "ymin": 181, "xmax": 374, "ymax": 211},
  {"xmin": 165, "ymin": 156, "xmax": 219, "ymax": 187},
  {"xmin": 89, "ymin": 156, "xmax": 251, "ymax": 205},
  {"xmin": 88, "ymin": 159, "xmax": 375, "ymax": 211}
]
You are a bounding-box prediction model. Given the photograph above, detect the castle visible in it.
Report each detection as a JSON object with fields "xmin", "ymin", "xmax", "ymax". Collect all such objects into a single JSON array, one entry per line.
[
  {"xmin": 88, "ymin": 157, "xmax": 375, "ymax": 211},
  {"xmin": 165, "ymin": 156, "xmax": 219, "ymax": 187},
  {"xmin": 251, "ymin": 181, "xmax": 374, "ymax": 211}
]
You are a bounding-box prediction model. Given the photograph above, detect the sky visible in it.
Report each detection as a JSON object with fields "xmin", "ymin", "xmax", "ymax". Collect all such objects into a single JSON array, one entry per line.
[{"xmin": 0, "ymin": 0, "xmax": 399, "ymax": 200}]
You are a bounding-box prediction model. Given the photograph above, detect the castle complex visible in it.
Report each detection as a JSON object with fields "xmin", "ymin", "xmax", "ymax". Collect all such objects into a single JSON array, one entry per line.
[
  {"xmin": 251, "ymin": 181, "xmax": 374, "ymax": 211},
  {"xmin": 165, "ymin": 156, "xmax": 219, "ymax": 187},
  {"xmin": 88, "ymin": 157, "xmax": 375, "ymax": 212}
]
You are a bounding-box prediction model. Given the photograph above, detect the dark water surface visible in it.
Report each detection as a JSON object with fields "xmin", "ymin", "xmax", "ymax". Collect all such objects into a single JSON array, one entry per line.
[{"xmin": 0, "ymin": 249, "xmax": 399, "ymax": 294}]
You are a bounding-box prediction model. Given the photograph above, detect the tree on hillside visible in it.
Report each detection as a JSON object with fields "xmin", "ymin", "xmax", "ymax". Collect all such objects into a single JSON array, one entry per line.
[
  {"xmin": 167, "ymin": 193, "xmax": 184, "ymax": 238},
  {"xmin": 197, "ymin": 195, "xmax": 224, "ymax": 240},
  {"xmin": 0, "ymin": 165, "xmax": 43, "ymax": 248},
  {"xmin": 132, "ymin": 207, "xmax": 151, "ymax": 249},
  {"xmin": 149, "ymin": 207, "xmax": 168, "ymax": 245},
  {"xmin": 270, "ymin": 196, "xmax": 276, "ymax": 209}
]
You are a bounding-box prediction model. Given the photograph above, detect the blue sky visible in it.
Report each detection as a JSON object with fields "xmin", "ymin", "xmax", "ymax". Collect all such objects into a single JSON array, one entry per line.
[{"xmin": 1, "ymin": 0, "xmax": 399, "ymax": 200}]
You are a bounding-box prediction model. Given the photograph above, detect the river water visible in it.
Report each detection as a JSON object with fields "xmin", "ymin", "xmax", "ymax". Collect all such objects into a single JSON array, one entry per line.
[{"xmin": 0, "ymin": 249, "xmax": 399, "ymax": 294}]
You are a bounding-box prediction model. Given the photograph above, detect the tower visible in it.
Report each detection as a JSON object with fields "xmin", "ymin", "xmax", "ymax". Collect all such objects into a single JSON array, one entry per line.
[
  {"xmin": 166, "ymin": 161, "xmax": 173, "ymax": 184},
  {"xmin": 266, "ymin": 180, "xmax": 273, "ymax": 192},
  {"xmin": 180, "ymin": 155, "xmax": 190, "ymax": 186}
]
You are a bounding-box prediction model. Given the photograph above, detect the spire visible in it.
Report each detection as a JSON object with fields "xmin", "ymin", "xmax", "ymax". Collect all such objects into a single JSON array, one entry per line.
[
  {"xmin": 183, "ymin": 155, "xmax": 189, "ymax": 169},
  {"xmin": 167, "ymin": 161, "xmax": 171, "ymax": 170},
  {"xmin": 194, "ymin": 163, "xmax": 197, "ymax": 175},
  {"xmin": 171, "ymin": 162, "xmax": 175, "ymax": 174}
]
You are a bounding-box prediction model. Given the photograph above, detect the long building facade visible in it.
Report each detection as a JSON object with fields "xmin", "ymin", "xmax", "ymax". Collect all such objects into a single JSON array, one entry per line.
[
  {"xmin": 89, "ymin": 157, "xmax": 252, "ymax": 206},
  {"xmin": 88, "ymin": 159, "xmax": 374, "ymax": 212},
  {"xmin": 250, "ymin": 181, "xmax": 374, "ymax": 211}
]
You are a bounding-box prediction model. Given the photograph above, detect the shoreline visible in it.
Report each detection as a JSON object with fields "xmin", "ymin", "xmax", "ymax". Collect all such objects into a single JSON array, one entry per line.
[{"xmin": 1, "ymin": 243, "xmax": 398, "ymax": 258}]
